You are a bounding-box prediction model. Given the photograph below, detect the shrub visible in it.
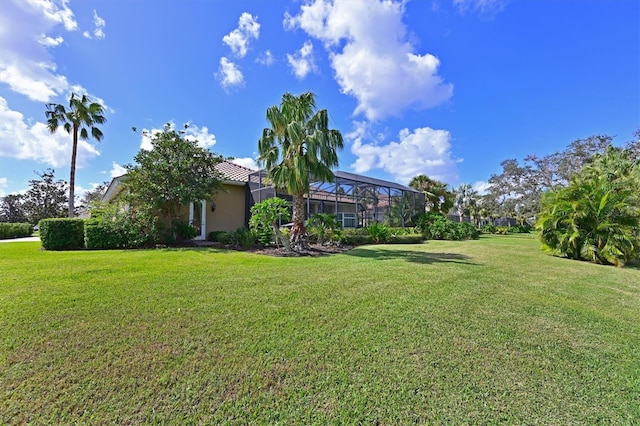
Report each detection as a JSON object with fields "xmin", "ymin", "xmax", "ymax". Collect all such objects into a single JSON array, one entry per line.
[
  {"xmin": 84, "ymin": 204, "xmax": 159, "ymax": 249},
  {"xmin": 39, "ymin": 218, "xmax": 85, "ymax": 250},
  {"xmin": 387, "ymin": 234, "xmax": 424, "ymax": 244},
  {"xmin": 366, "ymin": 222, "xmax": 391, "ymax": 243},
  {"xmin": 416, "ymin": 212, "xmax": 479, "ymax": 241},
  {"xmin": 306, "ymin": 213, "xmax": 342, "ymax": 244},
  {"xmin": 0, "ymin": 222, "xmax": 32, "ymax": 239},
  {"xmin": 249, "ymin": 198, "xmax": 291, "ymax": 247},
  {"xmin": 480, "ymin": 223, "xmax": 497, "ymax": 234},
  {"xmin": 174, "ymin": 221, "xmax": 197, "ymax": 240},
  {"xmin": 207, "ymin": 230, "xmax": 227, "ymax": 242}
]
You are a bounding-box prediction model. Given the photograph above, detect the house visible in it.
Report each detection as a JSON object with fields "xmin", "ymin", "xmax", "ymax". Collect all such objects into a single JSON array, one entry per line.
[{"xmin": 103, "ymin": 160, "xmax": 425, "ymax": 240}]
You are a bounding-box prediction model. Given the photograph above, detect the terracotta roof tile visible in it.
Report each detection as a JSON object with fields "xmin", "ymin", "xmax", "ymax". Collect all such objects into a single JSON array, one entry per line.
[{"xmin": 216, "ymin": 160, "xmax": 256, "ymax": 183}]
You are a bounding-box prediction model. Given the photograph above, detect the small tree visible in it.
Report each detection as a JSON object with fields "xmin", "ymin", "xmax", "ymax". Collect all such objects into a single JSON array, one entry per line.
[
  {"xmin": 125, "ymin": 124, "xmax": 224, "ymax": 241},
  {"xmin": 249, "ymin": 198, "xmax": 292, "ymax": 250},
  {"xmin": 0, "ymin": 194, "xmax": 27, "ymax": 223}
]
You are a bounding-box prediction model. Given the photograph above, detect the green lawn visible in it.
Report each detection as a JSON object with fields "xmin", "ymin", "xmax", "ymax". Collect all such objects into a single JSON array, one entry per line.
[{"xmin": 1, "ymin": 235, "xmax": 638, "ymax": 424}]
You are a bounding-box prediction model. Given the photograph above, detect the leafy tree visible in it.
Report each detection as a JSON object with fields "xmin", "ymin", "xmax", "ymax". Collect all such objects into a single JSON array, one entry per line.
[
  {"xmin": 22, "ymin": 169, "xmax": 68, "ymax": 224},
  {"xmin": 249, "ymin": 197, "xmax": 292, "ymax": 249},
  {"xmin": 78, "ymin": 181, "xmax": 109, "ymax": 215},
  {"xmin": 537, "ymin": 147, "xmax": 640, "ymax": 266},
  {"xmin": 409, "ymin": 174, "xmax": 453, "ymax": 214},
  {"xmin": 124, "ymin": 124, "xmax": 224, "ymax": 240},
  {"xmin": 258, "ymin": 92, "xmax": 344, "ymax": 251},
  {"xmin": 46, "ymin": 93, "xmax": 106, "ymax": 217},
  {"xmin": 0, "ymin": 194, "xmax": 27, "ymax": 223}
]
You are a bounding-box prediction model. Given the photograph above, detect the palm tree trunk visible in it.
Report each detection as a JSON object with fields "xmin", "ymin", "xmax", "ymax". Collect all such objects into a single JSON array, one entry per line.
[
  {"xmin": 68, "ymin": 125, "xmax": 78, "ymax": 218},
  {"xmin": 290, "ymin": 194, "xmax": 307, "ymax": 251}
]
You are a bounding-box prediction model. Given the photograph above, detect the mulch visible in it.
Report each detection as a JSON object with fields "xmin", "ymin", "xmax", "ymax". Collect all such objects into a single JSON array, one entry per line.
[{"xmin": 191, "ymin": 240, "xmax": 354, "ymax": 257}]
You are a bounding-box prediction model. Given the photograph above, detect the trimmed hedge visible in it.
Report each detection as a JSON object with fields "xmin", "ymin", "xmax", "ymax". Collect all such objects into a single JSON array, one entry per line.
[
  {"xmin": 0, "ymin": 222, "xmax": 32, "ymax": 239},
  {"xmin": 39, "ymin": 218, "xmax": 85, "ymax": 250}
]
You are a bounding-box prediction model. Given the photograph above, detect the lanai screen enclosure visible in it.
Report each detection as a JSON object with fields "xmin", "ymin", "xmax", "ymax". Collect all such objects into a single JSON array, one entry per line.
[{"xmin": 249, "ymin": 170, "xmax": 425, "ymax": 228}]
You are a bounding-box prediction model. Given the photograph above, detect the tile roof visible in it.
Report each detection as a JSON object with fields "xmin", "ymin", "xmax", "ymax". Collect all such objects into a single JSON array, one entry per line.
[{"xmin": 216, "ymin": 160, "xmax": 256, "ymax": 183}]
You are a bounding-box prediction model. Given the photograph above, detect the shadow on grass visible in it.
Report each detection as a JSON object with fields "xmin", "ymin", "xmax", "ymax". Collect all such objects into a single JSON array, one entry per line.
[{"xmin": 345, "ymin": 247, "xmax": 477, "ymax": 265}]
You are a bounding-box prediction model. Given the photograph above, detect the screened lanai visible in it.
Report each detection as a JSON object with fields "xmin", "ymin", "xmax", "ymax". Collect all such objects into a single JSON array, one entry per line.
[{"xmin": 248, "ymin": 170, "xmax": 426, "ymax": 228}]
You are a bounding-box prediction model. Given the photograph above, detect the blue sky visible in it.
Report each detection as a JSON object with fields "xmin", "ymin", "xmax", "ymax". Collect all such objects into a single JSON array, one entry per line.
[{"xmin": 1, "ymin": 0, "xmax": 638, "ymax": 199}]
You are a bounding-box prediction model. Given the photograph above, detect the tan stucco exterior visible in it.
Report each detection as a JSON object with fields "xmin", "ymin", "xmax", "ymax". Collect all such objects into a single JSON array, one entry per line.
[{"xmin": 206, "ymin": 183, "xmax": 247, "ymax": 233}]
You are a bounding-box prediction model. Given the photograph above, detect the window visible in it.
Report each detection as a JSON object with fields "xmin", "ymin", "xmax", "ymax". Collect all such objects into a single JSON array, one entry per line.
[{"xmin": 337, "ymin": 212, "xmax": 357, "ymax": 228}]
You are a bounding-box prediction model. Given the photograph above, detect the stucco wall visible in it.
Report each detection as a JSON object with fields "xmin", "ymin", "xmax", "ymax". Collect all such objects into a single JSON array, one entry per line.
[{"xmin": 206, "ymin": 184, "xmax": 246, "ymax": 233}]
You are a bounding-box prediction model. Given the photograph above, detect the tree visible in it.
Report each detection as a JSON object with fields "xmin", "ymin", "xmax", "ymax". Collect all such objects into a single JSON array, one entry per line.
[
  {"xmin": 0, "ymin": 194, "xmax": 27, "ymax": 223},
  {"xmin": 21, "ymin": 169, "xmax": 68, "ymax": 224},
  {"xmin": 258, "ymin": 92, "xmax": 344, "ymax": 251},
  {"xmin": 78, "ymin": 181, "xmax": 109, "ymax": 215},
  {"xmin": 249, "ymin": 197, "xmax": 292, "ymax": 250},
  {"xmin": 124, "ymin": 124, "xmax": 224, "ymax": 240},
  {"xmin": 409, "ymin": 174, "xmax": 453, "ymax": 214},
  {"xmin": 537, "ymin": 146, "xmax": 640, "ymax": 266},
  {"xmin": 453, "ymin": 184, "xmax": 477, "ymax": 222},
  {"xmin": 46, "ymin": 93, "xmax": 106, "ymax": 218}
]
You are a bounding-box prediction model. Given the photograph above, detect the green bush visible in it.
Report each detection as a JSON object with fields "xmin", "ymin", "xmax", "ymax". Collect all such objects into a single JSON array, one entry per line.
[
  {"xmin": 480, "ymin": 223, "xmax": 497, "ymax": 234},
  {"xmin": 39, "ymin": 218, "xmax": 85, "ymax": 250},
  {"xmin": 174, "ymin": 221, "xmax": 197, "ymax": 240},
  {"xmin": 416, "ymin": 213, "xmax": 479, "ymax": 241},
  {"xmin": 207, "ymin": 230, "xmax": 227, "ymax": 242},
  {"xmin": 84, "ymin": 205, "xmax": 159, "ymax": 249},
  {"xmin": 388, "ymin": 234, "xmax": 424, "ymax": 244},
  {"xmin": 366, "ymin": 222, "xmax": 391, "ymax": 243},
  {"xmin": 306, "ymin": 213, "xmax": 342, "ymax": 244},
  {"xmin": 0, "ymin": 222, "xmax": 33, "ymax": 239}
]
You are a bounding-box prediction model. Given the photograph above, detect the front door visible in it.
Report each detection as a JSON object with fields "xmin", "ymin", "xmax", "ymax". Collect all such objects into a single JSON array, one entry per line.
[{"xmin": 189, "ymin": 200, "xmax": 207, "ymax": 240}]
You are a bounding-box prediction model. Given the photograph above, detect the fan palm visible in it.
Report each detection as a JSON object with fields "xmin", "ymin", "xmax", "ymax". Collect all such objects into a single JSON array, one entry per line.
[
  {"xmin": 46, "ymin": 93, "xmax": 106, "ymax": 217},
  {"xmin": 258, "ymin": 92, "xmax": 344, "ymax": 250}
]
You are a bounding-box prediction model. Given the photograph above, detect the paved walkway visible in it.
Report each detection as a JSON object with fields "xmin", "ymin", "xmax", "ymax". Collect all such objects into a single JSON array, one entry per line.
[{"xmin": 0, "ymin": 236, "xmax": 40, "ymax": 243}]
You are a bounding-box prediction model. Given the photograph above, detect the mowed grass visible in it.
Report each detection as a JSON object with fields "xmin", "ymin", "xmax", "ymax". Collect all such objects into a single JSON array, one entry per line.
[{"xmin": 1, "ymin": 235, "xmax": 639, "ymax": 424}]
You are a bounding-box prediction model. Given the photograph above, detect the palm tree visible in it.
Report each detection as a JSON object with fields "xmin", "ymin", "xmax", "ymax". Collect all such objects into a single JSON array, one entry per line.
[
  {"xmin": 258, "ymin": 92, "xmax": 344, "ymax": 251},
  {"xmin": 409, "ymin": 174, "xmax": 452, "ymax": 213},
  {"xmin": 453, "ymin": 183, "xmax": 477, "ymax": 222},
  {"xmin": 46, "ymin": 93, "xmax": 106, "ymax": 217}
]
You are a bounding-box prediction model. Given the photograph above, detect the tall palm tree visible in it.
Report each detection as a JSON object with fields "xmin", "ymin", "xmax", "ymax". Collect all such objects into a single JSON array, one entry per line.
[
  {"xmin": 258, "ymin": 92, "xmax": 344, "ymax": 250},
  {"xmin": 46, "ymin": 93, "xmax": 106, "ymax": 217}
]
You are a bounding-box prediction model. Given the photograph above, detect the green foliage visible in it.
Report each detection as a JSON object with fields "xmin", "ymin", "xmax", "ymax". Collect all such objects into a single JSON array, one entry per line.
[
  {"xmin": 39, "ymin": 218, "xmax": 85, "ymax": 250},
  {"xmin": 387, "ymin": 233, "xmax": 424, "ymax": 244},
  {"xmin": 416, "ymin": 212, "xmax": 479, "ymax": 241},
  {"xmin": 249, "ymin": 198, "xmax": 291, "ymax": 247},
  {"xmin": 409, "ymin": 174, "xmax": 453, "ymax": 214},
  {"xmin": 537, "ymin": 147, "xmax": 640, "ymax": 266},
  {"xmin": 0, "ymin": 223, "xmax": 33, "ymax": 239},
  {"xmin": 306, "ymin": 213, "xmax": 342, "ymax": 244},
  {"xmin": 207, "ymin": 228, "xmax": 255, "ymax": 248},
  {"xmin": 480, "ymin": 223, "xmax": 497, "ymax": 234},
  {"xmin": 366, "ymin": 222, "xmax": 391, "ymax": 243},
  {"xmin": 174, "ymin": 221, "xmax": 197, "ymax": 241},
  {"xmin": 125, "ymin": 123, "xmax": 224, "ymax": 236},
  {"xmin": 84, "ymin": 203, "xmax": 159, "ymax": 249},
  {"xmin": 339, "ymin": 229, "xmax": 372, "ymax": 246},
  {"xmin": 207, "ymin": 230, "xmax": 227, "ymax": 242}
]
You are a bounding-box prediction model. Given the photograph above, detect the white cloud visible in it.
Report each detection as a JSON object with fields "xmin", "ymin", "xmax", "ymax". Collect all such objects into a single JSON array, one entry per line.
[
  {"xmin": 256, "ymin": 50, "xmax": 275, "ymax": 66},
  {"xmin": 222, "ymin": 12, "xmax": 260, "ymax": 58},
  {"xmin": 0, "ymin": 96, "xmax": 100, "ymax": 167},
  {"xmin": 0, "ymin": 0, "xmax": 78, "ymax": 102},
  {"xmin": 349, "ymin": 123, "xmax": 459, "ymax": 184},
  {"xmin": 472, "ymin": 180, "xmax": 490, "ymax": 195},
  {"xmin": 453, "ymin": 0, "xmax": 508, "ymax": 16},
  {"xmin": 230, "ymin": 157, "xmax": 259, "ymax": 170},
  {"xmin": 138, "ymin": 122, "xmax": 217, "ymax": 151},
  {"xmin": 109, "ymin": 162, "xmax": 127, "ymax": 178},
  {"xmin": 286, "ymin": 41, "xmax": 317, "ymax": 79},
  {"xmin": 217, "ymin": 57, "xmax": 244, "ymax": 90},
  {"xmin": 0, "ymin": 177, "xmax": 8, "ymax": 197},
  {"xmin": 83, "ymin": 10, "xmax": 106, "ymax": 40},
  {"xmin": 284, "ymin": 0, "xmax": 453, "ymax": 121}
]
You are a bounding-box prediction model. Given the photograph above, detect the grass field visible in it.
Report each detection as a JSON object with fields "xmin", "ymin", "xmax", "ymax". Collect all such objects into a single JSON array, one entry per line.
[{"xmin": 1, "ymin": 235, "xmax": 639, "ymax": 424}]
